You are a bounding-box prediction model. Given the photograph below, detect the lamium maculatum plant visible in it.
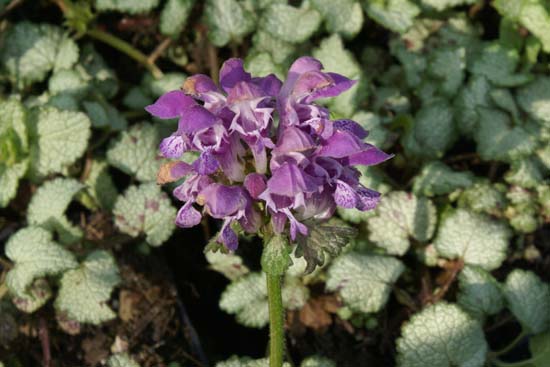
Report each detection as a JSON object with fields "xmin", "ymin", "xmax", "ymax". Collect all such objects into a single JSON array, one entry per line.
[{"xmin": 145, "ymin": 57, "xmax": 391, "ymax": 367}]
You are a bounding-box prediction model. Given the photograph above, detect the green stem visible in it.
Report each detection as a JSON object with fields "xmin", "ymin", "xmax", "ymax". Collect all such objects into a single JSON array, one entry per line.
[
  {"xmin": 85, "ymin": 28, "xmax": 163, "ymax": 79},
  {"xmin": 492, "ymin": 330, "xmax": 527, "ymax": 357},
  {"xmin": 266, "ymin": 272, "xmax": 284, "ymax": 367}
]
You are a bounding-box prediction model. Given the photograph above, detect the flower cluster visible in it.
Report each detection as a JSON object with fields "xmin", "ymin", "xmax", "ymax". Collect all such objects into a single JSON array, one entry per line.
[{"xmin": 146, "ymin": 57, "xmax": 391, "ymax": 250}]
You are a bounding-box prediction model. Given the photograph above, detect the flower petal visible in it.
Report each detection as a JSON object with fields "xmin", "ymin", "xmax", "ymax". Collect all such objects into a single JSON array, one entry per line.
[
  {"xmin": 198, "ymin": 184, "xmax": 247, "ymax": 218},
  {"xmin": 218, "ymin": 221, "xmax": 239, "ymax": 251},
  {"xmin": 145, "ymin": 90, "xmax": 196, "ymax": 119},
  {"xmin": 355, "ymin": 186, "xmax": 381, "ymax": 211},
  {"xmin": 219, "ymin": 58, "xmax": 251, "ymax": 92},
  {"xmin": 175, "ymin": 202, "xmax": 202, "ymax": 227},
  {"xmin": 244, "ymin": 173, "xmax": 267, "ymax": 199},
  {"xmin": 334, "ymin": 180, "xmax": 358, "ymax": 209},
  {"xmin": 305, "ymin": 72, "xmax": 356, "ymax": 102},
  {"xmin": 252, "ymin": 74, "xmax": 283, "ymax": 96},
  {"xmin": 178, "ymin": 105, "xmax": 219, "ymax": 133},
  {"xmin": 274, "ymin": 126, "xmax": 315, "ymax": 155},
  {"xmin": 267, "ymin": 162, "xmax": 318, "ymax": 197},
  {"xmin": 192, "ymin": 151, "xmax": 219, "ymax": 175},
  {"xmin": 159, "ymin": 135, "xmax": 185, "ymax": 158},
  {"xmin": 318, "ymin": 130, "xmax": 364, "ymax": 158},
  {"xmin": 157, "ymin": 161, "xmax": 193, "ymax": 184},
  {"xmin": 348, "ymin": 145, "xmax": 393, "ymax": 166},
  {"xmin": 182, "ymin": 74, "xmax": 218, "ymax": 95},
  {"xmin": 333, "ymin": 119, "xmax": 368, "ymax": 139}
]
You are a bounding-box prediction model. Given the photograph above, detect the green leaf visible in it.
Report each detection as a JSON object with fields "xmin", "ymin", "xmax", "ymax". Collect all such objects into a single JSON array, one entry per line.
[
  {"xmin": 326, "ymin": 252, "xmax": 404, "ymax": 313},
  {"xmin": 244, "ymin": 53, "xmax": 284, "ymax": 80},
  {"xmin": 107, "ymin": 353, "xmax": 141, "ymax": 367},
  {"xmin": 5, "ymin": 227, "xmax": 78, "ymax": 297},
  {"xmin": 12, "ymin": 278, "xmax": 52, "ymax": 314},
  {"xmin": 295, "ymin": 218, "xmax": 358, "ymax": 274},
  {"xmin": 457, "ymin": 265, "xmax": 504, "ymax": 319},
  {"xmin": 469, "ymin": 42, "xmax": 532, "ymax": 87},
  {"xmin": 493, "ymin": 0, "xmax": 550, "ymax": 53},
  {"xmin": 490, "ymin": 88, "xmax": 520, "ymax": 122},
  {"xmin": 215, "ymin": 356, "xmax": 291, "ymax": 367},
  {"xmin": 160, "ymin": 0, "xmax": 195, "ymax": 37},
  {"xmin": 434, "ymin": 209, "xmax": 511, "ymax": 270},
  {"xmin": 300, "ymin": 356, "xmax": 336, "ymax": 367},
  {"xmin": 475, "ymin": 108, "xmax": 536, "ymax": 162},
  {"xmin": 262, "ymin": 3, "xmax": 322, "ymax": 44},
  {"xmin": 220, "ymin": 272, "xmax": 269, "ymax": 328},
  {"xmin": 401, "ymin": 100, "xmax": 457, "ymax": 160},
  {"xmin": 250, "ymin": 30, "xmax": 296, "ymax": 65},
  {"xmin": 396, "ymin": 302, "xmax": 488, "ymax": 367},
  {"xmin": 83, "ymin": 160, "xmax": 118, "ymax": 211},
  {"xmin": 205, "ymin": 250, "xmax": 250, "ymax": 281},
  {"xmin": 528, "ymin": 332, "xmax": 550, "ymax": 367},
  {"xmin": 352, "ymin": 111, "xmax": 391, "ymax": 149},
  {"xmin": 454, "ymin": 76, "xmax": 491, "ymax": 136},
  {"xmin": 363, "ymin": 0, "xmax": 420, "ymax": 34},
  {"xmin": 123, "ymin": 87, "xmax": 153, "ymax": 110},
  {"xmin": 27, "ymin": 106, "xmax": 91, "ymax": 178},
  {"xmin": 48, "ymin": 69, "xmax": 89, "ymax": 99},
  {"xmin": 27, "ymin": 178, "xmax": 84, "ymax": 244},
  {"xmin": 421, "ymin": 0, "xmax": 476, "ymax": 11},
  {"xmin": 503, "ymin": 269, "xmax": 550, "ymax": 334},
  {"xmin": 505, "ymin": 158, "xmax": 544, "ymax": 189},
  {"xmin": 0, "ymin": 22, "xmax": 79, "ymax": 88},
  {"xmin": 261, "ymin": 235, "xmax": 291, "ymax": 276},
  {"xmin": 83, "ymin": 101, "xmax": 127, "ymax": 131},
  {"xmin": 95, "ymin": 0, "xmax": 159, "ymax": 13},
  {"xmin": 113, "ymin": 183, "xmax": 176, "ymax": 247},
  {"xmin": 310, "ymin": 0, "xmax": 363, "ymax": 39},
  {"xmin": 107, "ymin": 122, "xmax": 162, "ymax": 182},
  {"xmin": 0, "ymin": 161, "xmax": 27, "ymax": 208},
  {"xmin": 413, "ymin": 162, "xmax": 475, "ymax": 197},
  {"xmin": 427, "ymin": 47, "xmax": 466, "ymax": 97},
  {"xmin": 55, "ymin": 250, "xmax": 120, "ymax": 324},
  {"xmin": 367, "ymin": 191, "xmax": 437, "ymax": 256},
  {"xmin": 142, "ymin": 72, "xmax": 187, "ymax": 98},
  {"xmin": 457, "ymin": 182, "xmax": 507, "ymax": 215},
  {"xmin": 79, "ymin": 44, "xmax": 119, "ymax": 98},
  {"xmin": 205, "ymin": 0, "xmax": 255, "ymax": 47},
  {"xmin": 517, "ymin": 77, "xmax": 550, "ymax": 127}
]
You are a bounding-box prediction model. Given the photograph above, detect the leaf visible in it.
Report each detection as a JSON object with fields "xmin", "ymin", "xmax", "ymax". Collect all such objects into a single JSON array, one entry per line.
[
  {"xmin": 5, "ymin": 227, "xmax": 78, "ymax": 297},
  {"xmin": 401, "ymin": 100, "xmax": 457, "ymax": 160},
  {"xmin": 205, "ymin": 251, "xmax": 250, "ymax": 281},
  {"xmin": 27, "ymin": 178, "xmax": 84, "ymax": 244},
  {"xmin": 310, "ymin": 0, "xmax": 363, "ymax": 39},
  {"xmin": 517, "ymin": 77, "xmax": 550, "ymax": 127},
  {"xmin": 244, "ymin": 53, "xmax": 285, "ymax": 80},
  {"xmin": 367, "ymin": 191, "xmax": 437, "ymax": 256},
  {"xmin": 421, "ymin": 0, "xmax": 476, "ymax": 11},
  {"xmin": 250, "ymin": 30, "xmax": 296, "ymax": 65},
  {"xmin": 503, "ymin": 269, "xmax": 550, "ymax": 334},
  {"xmin": 427, "ymin": 47, "xmax": 466, "ymax": 97},
  {"xmin": 215, "ymin": 356, "xmax": 291, "ymax": 367},
  {"xmin": 27, "ymin": 106, "xmax": 91, "ymax": 178},
  {"xmin": 205, "ymin": 0, "xmax": 255, "ymax": 47},
  {"xmin": 0, "ymin": 22, "xmax": 79, "ymax": 88},
  {"xmin": 493, "ymin": 0, "xmax": 550, "ymax": 53},
  {"xmin": 454, "ymin": 76, "xmax": 491, "ymax": 136},
  {"xmin": 95, "ymin": 0, "xmax": 159, "ymax": 13},
  {"xmin": 12, "ymin": 278, "xmax": 52, "ymax": 314},
  {"xmin": 0, "ymin": 161, "xmax": 27, "ymax": 208},
  {"xmin": 326, "ymin": 253, "xmax": 405, "ymax": 313},
  {"xmin": 528, "ymin": 332, "xmax": 550, "ymax": 367},
  {"xmin": 107, "ymin": 122, "xmax": 162, "ymax": 182},
  {"xmin": 160, "ymin": 0, "xmax": 195, "ymax": 37},
  {"xmin": 457, "ymin": 182, "xmax": 507, "ymax": 215},
  {"xmin": 469, "ymin": 42, "xmax": 532, "ymax": 87},
  {"xmin": 55, "ymin": 250, "xmax": 121, "ymax": 324},
  {"xmin": 83, "ymin": 160, "xmax": 118, "ymax": 211},
  {"xmin": 83, "ymin": 101, "xmax": 128, "ymax": 131},
  {"xmin": 262, "ymin": 3, "xmax": 322, "ymax": 44},
  {"xmin": 300, "ymin": 356, "xmax": 336, "ymax": 367},
  {"xmin": 434, "ymin": 209, "xmax": 511, "ymax": 270},
  {"xmin": 413, "ymin": 162, "xmax": 475, "ymax": 197},
  {"xmin": 107, "ymin": 353, "xmax": 140, "ymax": 367},
  {"xmin": 363, "ymin": 0, "xmax": 420, "ymax": 34},
  {"xmin": 220, "ymin": 272, "xmax": 269, "ymax": 328},
  {"xmin": 142, "ymin": 72, "xmax": 187, "ymax": 97},
  {"xmin": 79, "ymin": 44, "xmax": 119, "ymax": 98},
  {"xmin": 490, "ymin": 88, "xmax": 520, "ymax": 122},
  {"xmin": 457, "ymin": 265, "xmax": 504, "ymax": 319},
  {"xmin": 48, "ymin": 69, "xmax": 89, "ymax": 99},
  {"xmin": 352, "ymin": 111, "xmax": 391, "ymax": 149},
  {"xmin": 113, "ymin": 183, "xmax": 176, "ymax": 247},
  {"xmin": 505, "ymin": 158, "xmax": 544, "ymax": 189},
  {"xmin": 396, "ymin": 302, "xmax": 488, "ymax": 367},
  {"xmin": 295, "ymin": 218, "xmax": 358, "ymax": 274},
  {"xmin": 475, "ymin": 108, "xmax": 536, "ymax": 162}
]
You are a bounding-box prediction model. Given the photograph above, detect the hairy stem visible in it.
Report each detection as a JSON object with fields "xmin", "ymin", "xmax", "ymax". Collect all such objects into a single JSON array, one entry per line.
[
  {"xmin": 266, "ymin": 272, "xmax": 284, "ymax": 367},
  {"xmin": 86, "ymin": 28, "xmax": 163, "ymax": 79}
]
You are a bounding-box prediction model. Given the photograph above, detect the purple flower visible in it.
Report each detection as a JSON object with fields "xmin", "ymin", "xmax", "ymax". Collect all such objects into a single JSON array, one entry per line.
[{"xmin": 146, "ymin": 56, "xmax": 392, "ymax": 251}]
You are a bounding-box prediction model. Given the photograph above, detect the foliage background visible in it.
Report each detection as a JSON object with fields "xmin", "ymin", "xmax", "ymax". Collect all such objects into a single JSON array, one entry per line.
[{"xmin": 1, "ymin": 0, "xmax": 550, "ymax": 366}]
